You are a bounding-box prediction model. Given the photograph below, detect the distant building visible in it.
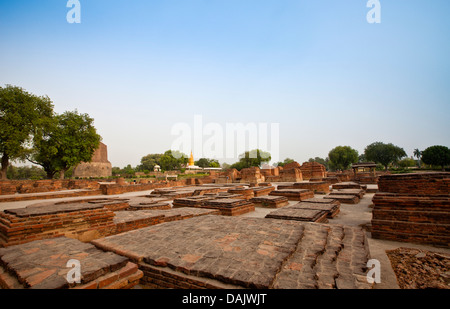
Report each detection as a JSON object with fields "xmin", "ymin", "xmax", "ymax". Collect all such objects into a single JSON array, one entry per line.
[{"xmin": 72, "ymin": 142, "xmax": 112, "ymax": 178}]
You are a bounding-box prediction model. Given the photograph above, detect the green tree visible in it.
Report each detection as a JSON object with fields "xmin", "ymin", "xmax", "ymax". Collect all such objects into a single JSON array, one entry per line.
[
  {"xmin": 7, "ymin": 165, "xmax": 46, "ymax": 180},
  {"xmin": 397, "ymin": 157, "xmax": 416, "ymax": 169},
  {"xmin": 159, "ymin": 150, "xmax": 188, "ymax": 171},
  {"xmin": 421, "ymin": 145, "xmax": 450, "ymax": 171},
  {"xmin": 195, "ymin": 158, "xmax": 221, "ymax": 168},
  {"xmin": 230, "ymin": 149, "xmax": 271, "ymax": 171},
  {"xmin": 0, "ymin": 85, "xmax": 54, "ymax": 179},
  {"xmin": 364, "ymin": 142, "xmax": 407, "ymax": 171},
  {"xmin": 328, "ymin": 146, "xmax": 359, "ymax": 171},
  {"xmin": 28, "ymin": 110, "xmax": 101, "ymax": 179},
  {"xmin": 138, "ymin": 153, "xmax": 162, "ymax": 171},
  {"xmin": 413, "ymin": 148, "xmax": 422, "ymax": 168}
]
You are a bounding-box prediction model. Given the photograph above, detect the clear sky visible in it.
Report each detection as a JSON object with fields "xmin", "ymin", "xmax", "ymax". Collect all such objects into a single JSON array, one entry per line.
[{"xmin": 1, "ymin": 0, "xmax": 449, "ymax": 167}]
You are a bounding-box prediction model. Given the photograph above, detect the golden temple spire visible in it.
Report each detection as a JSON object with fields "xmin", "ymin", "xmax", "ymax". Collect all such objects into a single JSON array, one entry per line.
[{"xmin": 189, "ymin": 151, "xmax": 195, "ymax": 166}]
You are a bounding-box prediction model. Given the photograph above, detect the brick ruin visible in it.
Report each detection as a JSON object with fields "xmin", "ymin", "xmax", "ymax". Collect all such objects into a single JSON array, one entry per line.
[
  {"xmin": 239, "ymin": 167, "xmax": 265, "ymax": 184},
  {"xmin": 269, "ymin": 188, "xmax": 315, "ymax": 201},
  {"xmin": 0, "ymin": 237, "xmax": 142, "ymax": 289},
  {"xmin": 371, "ymin": 172, "xmax": 450, "ymax": 248},
  {"xmin": 91, "ymin": 215, "xmax": 372, "ymax": 289},
  {"xmin": 73, "ymin": 142, "xmax": 113, "ymax": 178},
  {"xmin": 292, "ymin": 181, "xmax": 330, "ymax": 194},
  {"xmin": 4, "ymin": 169, "xmax": 447, "ymax": 289},
  {"xmin": 300, "ymin": 161, "xmax": 327, "ymax": 180}
]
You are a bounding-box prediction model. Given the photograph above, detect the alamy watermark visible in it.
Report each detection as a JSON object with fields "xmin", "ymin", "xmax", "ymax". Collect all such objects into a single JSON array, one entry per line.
[
  {"xmin": 170, "ymin": 115, "xmax": 280, "ymax": 163},
  {"xmin": 367, "ymin": 0, "xmax": 381, "ymax": 24},
  {"xmin": 66, "ymin": 0, "xmax": 81, "ymax": 24},
  {"xmin": 366, "ymin": 259, "xmax": 381, "ymax": 284},
  {"xmin": 66, "ymin": 259, "xmax": 81, "ymax": 284}
]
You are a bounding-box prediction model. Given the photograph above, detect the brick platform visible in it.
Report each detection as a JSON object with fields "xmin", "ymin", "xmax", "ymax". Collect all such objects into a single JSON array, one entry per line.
[
  {"xmin": 128, "ymin": 202, "xmax": 171, "ymax": 211},
  {"xmin": 250, "ymin": 196, "xmax": 289, "ymax": 208},
  {"xmin": 269, "ymin": 189, "xmax": 314, "ymax": 201},
  {"xmin": 201, "ymin": 199, "xmax": 255, "ymax": 216},
  {"xmin": 91, "ymin": 215, "xmax": 372, "ymax": 289},
  {"xmin": 371, "ymin": 172, "xmax": 450, "ymax": 248},
  {"xmin": 377, "ymin": 172, "xmax": 450, "ymax": 195},
  {"xmin": 330, "ymin": 189, "xmax": 365, "ymax": 199},
  {"xmin": 293, "ymin": 182, "xmax": 330, "ymax": 194},
  {"xmin": 0, "ymin": 237, "xmax": 142, "ymax": 289},
  {"xmin": 227, "ymin": 188, "xmax": 255, "ymax": 200},
  {"xmin": 252, "ymin": 186, "xmax": 276, "ymax": 197},
  {"xmin": 113, "ymin": 208, "xmax": 220, "ymax": 235},
  {"xmin": 288, "ymin": 201, "xmax": 340, "ymax": 218},
  {"xmin": 0, "ymin": 201, "xmax": 117, "ymax": 247},
  {"xmin": 332, "ymin": 182, "xmax": 367, "ymax": 191},
  {"xmin": 265, "ymin": 208, "xmax": 329, "ymax": 223},
  {"xmin": 324, "ymin": 194, "xmax": 360, "ymax": 204}
]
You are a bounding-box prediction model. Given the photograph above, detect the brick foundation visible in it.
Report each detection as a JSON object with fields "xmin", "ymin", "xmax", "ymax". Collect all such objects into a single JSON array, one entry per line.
[{"xmin": 371, "ymin": 172, "xmax": 450, "ymax": 248}]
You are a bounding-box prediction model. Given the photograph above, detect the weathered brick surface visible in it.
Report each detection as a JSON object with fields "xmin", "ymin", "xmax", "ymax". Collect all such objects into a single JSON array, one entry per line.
[
  {"xmin": 250, "ymin": 196, "xmax": 289, "ymax": 208},
  {"xmin": 324, "ymin": 194, "xmax": 360, "ymax": 204},
  {"xmin": 227, "ymin": 187, "xmax": 255, "ymax": 200},
  {"xmin": 287, "ymin": 201, "xmax": 340, "ymax": 218},
  {"xmin": 300, "ymin": 162, "xmax": 327, "ymax": 180},
  {"xmin": 265, "ymin": 208, "xmax": 329, "ymax": 223},
  {"xmin": 252, "ymin": 186, "xmax": 276, "ymax": 197},
  {"xmin": 0, "ymin": 237, "xmax": 141, "ymax": 289},
  {"xmin": 0, "ymin": 201, "xmax": 117, "ymax": 247},
  {"xmin": 201, "ymin": 199, "xmax": 255, "ymax": 216},
  {"xmin": 293, "ymin": 181, "xmax": 330, "ymax": 194},
  {"xmin": 330, "ymin": 188, "xmax": 365, "ymax": 199},
  {"xmin": 92, "ymin": 215, "xmax": 372, "ymax": 289},
  {"xmin": 377, "ymin": 172, "xmax": 450, "ymax": 195},
  {"xmin": 371, "ymin": 173, "xmax": 450, "ymax": 247},
  {"xmin": 113, "ymin": 208, "xmax": 220, "ymax": 234},
  {"xmin": 269, "ymin": 189, "xmax": 314, "ymax": 201},
  {"xmin": 332, "ymin": 182, "xmax": 367, "ymax": 190}
]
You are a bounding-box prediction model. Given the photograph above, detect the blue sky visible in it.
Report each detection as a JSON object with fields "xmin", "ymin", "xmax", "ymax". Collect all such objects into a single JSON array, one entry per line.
[{"xmin": 1, "ymin": 0, "xmax": 449, "ymax": 167}]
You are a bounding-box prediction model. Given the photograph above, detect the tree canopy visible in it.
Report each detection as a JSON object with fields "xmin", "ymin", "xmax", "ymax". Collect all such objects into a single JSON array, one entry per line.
[
  {"xmin": 195, "ymin": 158, "xmax": 220, "ymax": 168},
  {"xmin": 230, "ymin": 149, "xmax": 271, "ymax": 171},
  {"xmin": 421, "ymin": 145, "xmax": 450, "ymax": 171},
  {"xmin": 0, "ymin": 85, "xmax": 54, "ymax": 179},
  {"xmin": 364, "ymin": 142, "xmax": 406, "ymax": 171},
  {"xmin": 137, "ymin": 153, "xmax": 163, "ymax": 172},
  {"xmin": 28, "ymin": 110, "xmax": 101, "ymax": 179},
  {"xmin": 328, "ymin": 146, "xmax": 359, "ymax": 171},
  {"xmin": 159, "ymin": 150, "xmax": 188, "ymax": 171}
]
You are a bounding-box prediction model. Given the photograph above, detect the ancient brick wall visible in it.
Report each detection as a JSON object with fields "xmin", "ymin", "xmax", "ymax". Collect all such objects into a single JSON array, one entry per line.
[
  {"xmin": 300, "ymin": 162, "xmax": 327, "ymax": 180},
  {"xmin": 371, "ymin": 172, "xmax": 450, "ymax": 247}
]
